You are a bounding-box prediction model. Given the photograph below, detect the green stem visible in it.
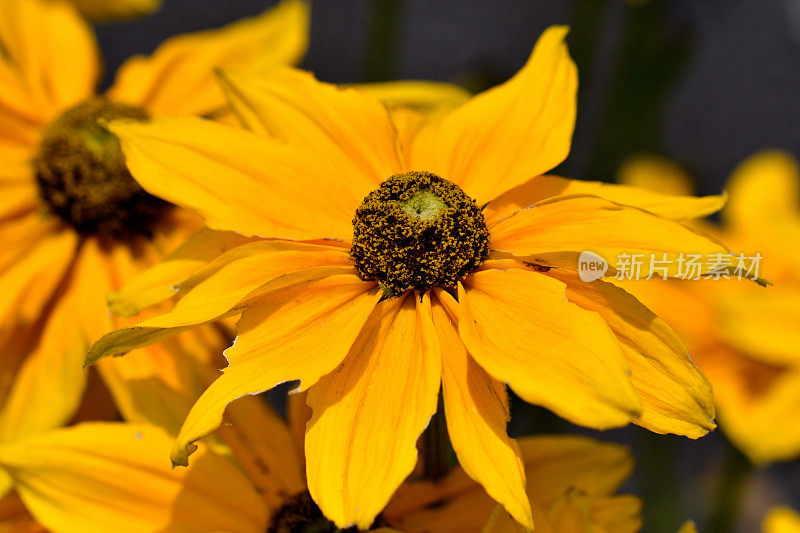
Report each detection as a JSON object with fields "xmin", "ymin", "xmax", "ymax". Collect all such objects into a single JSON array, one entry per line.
[
  {"xmin": 363, "ymin": 0, "xmax": 404, "ymax": 82},
  {"xmin": 708, "ymin": 444, "xmax": 752, "ymax": 533},
  {"xmin": 637, "ymin": 432, "xmax": 681, "ymax": 533}
]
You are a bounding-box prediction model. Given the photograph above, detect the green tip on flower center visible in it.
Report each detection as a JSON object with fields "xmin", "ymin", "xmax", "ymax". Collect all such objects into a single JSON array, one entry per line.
[
  {"xmin": 350, "ymin": 171, "xmax": 490, "ymax": 296},
  {"xmin": 34, "ymin": 97, "xmax": 172, "ymax": 242},
  {"xmin": 401, "ymin": 189, "xmax": 447, "ymax": 221}
]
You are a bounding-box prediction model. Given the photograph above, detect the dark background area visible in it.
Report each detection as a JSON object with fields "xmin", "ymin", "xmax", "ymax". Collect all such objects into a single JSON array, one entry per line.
[{"xmin": 94, "ymin": 1, "xmax": 800, "ymax": 531}]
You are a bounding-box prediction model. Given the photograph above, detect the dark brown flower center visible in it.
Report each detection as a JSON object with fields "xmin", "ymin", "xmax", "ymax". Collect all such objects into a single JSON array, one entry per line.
[
  {"xmin": 34, "ymin": 97, "xmax": 172, "ymax": 241},
  {"xmin": 267, "ymin": 491, "xmax": 382, "ymax": 533},
  {"xmin": 350, "ymin": 171, "xmax": 489, "ymax": 296}
]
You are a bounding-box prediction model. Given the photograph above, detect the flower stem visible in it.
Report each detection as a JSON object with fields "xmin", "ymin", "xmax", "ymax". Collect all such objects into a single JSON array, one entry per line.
[
  {"xmin": 363, "ymin": 0, "xmax": 404, "ymax": 82},
  {"xmin": 708, "ymin": 444, "xmax": 752, "ymax": 532},
  {"xmin": 421, "ymin": 393, "xmax": 451, "ymax": 481}
]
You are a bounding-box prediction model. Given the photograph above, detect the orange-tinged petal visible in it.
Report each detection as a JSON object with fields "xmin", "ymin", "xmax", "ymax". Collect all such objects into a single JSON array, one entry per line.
[
  {"xmin": 171, "ymin": 274, "xmax": 379, "ymax": 467},
  {"xmin": 306, "ymin": 294, "xmax": 441, "ymax": 529},
  {"xmin": 418, "ymin": 26, "xmax": 576, "ymax": 205},
  {"xmin": 0, "ymin": 0, "xmax": 99, "ymax": 112},
  {"xmin": 107, "ymin": 228, "xmax": 254, "ymax": 317},
  {"xmin": 0, "ymin": 182, "xmax": 37, "ymax": 221},
  {"xmin": 108, "ymin": 0, "xmax": 309, "ymax": 116},
  {"xmin": 0, "ymin": 222, "xmax": 77, "ymax": 326},
  {"xmin": 547, "ymin": 270, "xmax": 716, "ymax": 438},
  {"xmin": 68, "ymin": 0, "xmax": 160, "ymax": 22},
  {"xmin": 217, "ymin": 67, "xmax": 402, "ymax": 185},
  {"xmin": 484, "ymin": 175, "xmax": 725, "ymax": 226},
  {"xmin": 457, "ymin": 269, "xmax": 641, "ymax": 429},
  {"xmin": 0, "ymin": 423, "xmax": 265, "ymax": 533},
  {"xmin": 432, "ymin": 291, "xmax": 531, "ymax": 530},
  {"xmin": 489, "ymin": 195, "xmax": 729, "ymax": 277},
  {"xmin": 108, "ymin": 116, "xmax": 363, "ymax": 241},
  {"xmin": 677, "ymin": 520, "xmax": 700, "ymax": 533},
  {"xmin": 0, "ymin": 268, "xmax": 86, "ymax": 442},
  {"xmin": 86, "ymin": 241, "xmax": 352, "ymax": 365}
]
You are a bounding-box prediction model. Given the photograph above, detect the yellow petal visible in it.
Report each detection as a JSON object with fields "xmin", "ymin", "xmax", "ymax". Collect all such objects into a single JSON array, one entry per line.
[
  {"xmin": 433, "ymin": 291, "xmax": 532, "ymax": 530},
  {"xmin": 0, "ymin": 422, "xmax": 265, "ymax": 532},
  {"xmin": 484, "ymin": 175, "xmax": 725, "ymax": 225},
  {"xmin": 585, "ymin": 495, "xmax": 642, "ymax": 533},
  {"xmin": 108, "ymin": 228, "xmax": 254, "ymax": 317},
  {"xmin": 0, "ymin": 223, "xmax": 78, "ymax": 326},
  {"xmin": 171, "ymin": 274, "xmax": 379, "ymax": 467},
  {"xmin": 217, "ymin": 394, "xmax": 305, "ymax": 510},
  {"xmin": 0, "ymin": 0, "xmax": 99, "ymax": 111},
  {"xmin": 68, "ymin": 0, "xmax": 160, "ymax": 21},
  {"xmin": 217, "ymin": 67, "xmax": 401, "ymax": 186},
  {"xmin": 677, "ymin": 521, "xmax": 699, "ymax": 533},
  {"xmin": 354, "ymin": 80, "xmax": 471, "ymax": 111},
  {"xmin": 96, "ymin": 332, "xmax": 219, "ymax": 435},
  {"xmin": 723, "ymin": 150, "xmax": 800, "ymax": 232},
  {"xmin": 86, "ymin": 241, "xmax": 352, "ymax": 365},
  {"xmin": 764, "ymin": 507, "xmax": 800, "ymax": 533},
  {"xmin": 489, "ymin": 195, "xmax": 729, "ymax": 278},
  {"xmin": 616, "ymin": 155, "xmax": 696, "ymax": 196},
  {"xmin": 306, "ymin": 294, "xmax": 441, "ymax": 529},
  {"xmin": 420, "ymin": 26, "xmax": 577, "ymax": 205},
  {"xmin": 520, "ymin": 435, "xmax": 634, "ymax": 504},
  {"xmin": 0, "ymin": 268, "xmax": 86, "ymax": 441},
  {"xmin": 457, "ymin": 269, "xmax": 641, "ymax": 429},
  {"xmin": 108, "ymin": 0, "xmax": 309, "ymax": 116},
  {"xmin": 108, "ymin": 116, "xmax": 363, "ymax": 240},
  {"xmin": 547, "ymin": 270, "xmax": 716, "ymax": 438},
  {"xmin": 706, "ymin": 356, "xmax": 800, "ymax": 464},
  {"xmin": 714, "ymin": 287, "xmax": 800, "ymax": 367}
]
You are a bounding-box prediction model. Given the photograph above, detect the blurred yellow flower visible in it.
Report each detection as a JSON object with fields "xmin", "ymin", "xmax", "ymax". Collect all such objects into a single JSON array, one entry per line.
[
  {"xmin": 385, "ymin": 434, "xmax": 642, "ymax": 533},
  {"xmin": 69, "ymin": 0, "xmax": 160, "ymax": 22},
  {"xmin": 617, "ymin": 151, "xmax": 800, "ymax": 463},
  {"xmin": 764, "ymin": 507, "xmax": 800, "ymax": 533},
  {"xmin": 88, "ymin": 26, "xmax": 726, "ymax": 529},
  {"xmin": 0, "ymin": 0, "xmax": 308, "ymax": 520},
  {"xmin": 0, "ymin": 392, "xmax": 311, "ymax": 532}
]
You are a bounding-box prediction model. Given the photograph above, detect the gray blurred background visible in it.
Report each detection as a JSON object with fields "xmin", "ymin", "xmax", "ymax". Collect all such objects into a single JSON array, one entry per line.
[{"xmin": 94, "ymin": 1, "xmax": 800, "ymax": 531}]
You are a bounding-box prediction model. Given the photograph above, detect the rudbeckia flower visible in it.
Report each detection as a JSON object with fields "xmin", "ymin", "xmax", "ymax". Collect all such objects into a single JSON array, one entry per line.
[
  {"xmin": 0, "ymin": 0, "xmax": 308, "ymax": 501},
  {"xmin": 617, "ymin": 151, "xmax": 800, "ymax": 464},
  {"xmin": 0, "ymin": 394, "xmax": 314, "ymax": 532},
  {"xmin": 385, "ymin": 434, "xmax": 641, "ymax": 533},
  {"xmin": 89, "ymin": 26, "xmax": 727, "ymax": 529}
]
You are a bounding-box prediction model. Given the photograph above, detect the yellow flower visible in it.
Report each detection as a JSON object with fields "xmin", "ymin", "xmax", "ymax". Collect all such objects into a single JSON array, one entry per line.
[
  {"xmin": 616, "ymin": 151, "xmax": 800, "ymax": 463},
  {"xmin": 89, "ymin": 27, "xmax": 726, "ymax": 529},
  {"xmin": 764, "ymin": 507, "xmax": 800, "ymax": 533},
  {"xmin": 385, "ymin": 434, "xmax": 642, "ymax": 533},
  {"xmin": 0, "ymin": 0, "xmax": 308, "ymax": 509},
  {"xmin": 0, "ymin": 393, "xmax": 310, "ymax": 532},
  {"xmin": 68, "ymin": 0, "xmax": 161, "ymax": 22}
]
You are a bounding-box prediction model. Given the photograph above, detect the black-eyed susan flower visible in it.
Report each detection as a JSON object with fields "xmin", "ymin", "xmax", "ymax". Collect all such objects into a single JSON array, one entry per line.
[
  {"xmin": 385, "ymin": 434, "xmax": 641, "ymax": 533},
  {"xmin": 0, "ymin": 392, "xmax": 313, "ymax": 532},
  {"xmin": 617, "ymin": 151, "xmax": 800, "ymax": 464},
  {"xmin": 0, "ymin": 0, "xmax": 307, "ymax": 485},
  {"xmin": 88, "ymin": 26, "xmax": 728, "ymax": 529}
]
